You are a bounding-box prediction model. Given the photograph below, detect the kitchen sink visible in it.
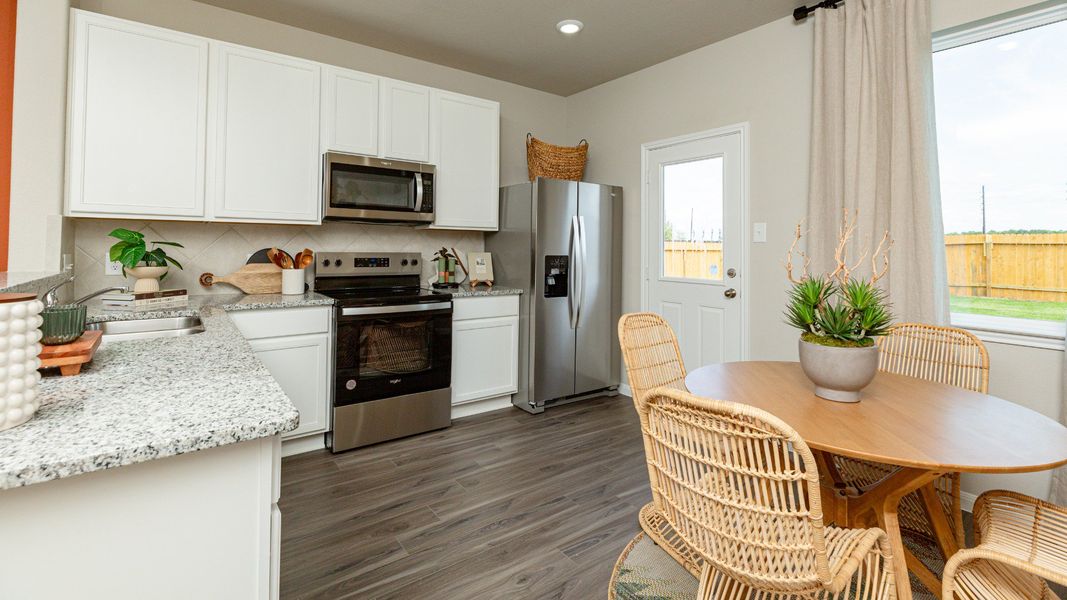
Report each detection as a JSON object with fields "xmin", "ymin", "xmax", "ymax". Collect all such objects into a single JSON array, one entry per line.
[{"xmin": 86, "ymin": 316, "xmax": 205, "ymax": 342}]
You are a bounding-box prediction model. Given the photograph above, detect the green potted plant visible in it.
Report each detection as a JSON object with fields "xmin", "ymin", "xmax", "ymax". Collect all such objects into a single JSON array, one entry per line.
[
  {"xmin": 108, "ymin": 228, "xmax": 184, "ymax": 293},
  {"xmin": 784, "ymin": 214, "xmax": 894, "ymax": 402}
]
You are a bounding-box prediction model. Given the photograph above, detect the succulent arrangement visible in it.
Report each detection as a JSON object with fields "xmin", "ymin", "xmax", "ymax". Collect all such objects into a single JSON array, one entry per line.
[
  {"xmin": 783, "ymin": 212, "xmax": 894, "ymax": 348},
  {"xmin": 108, "ymin": 228, "xmax": 184, "ymax": 277}
]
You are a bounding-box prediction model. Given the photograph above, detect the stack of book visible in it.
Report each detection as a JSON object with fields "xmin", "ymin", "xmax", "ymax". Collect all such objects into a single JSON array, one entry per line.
[{"xmin": 99, "ymin": 289, "xmax": 189, "ymax": 310}]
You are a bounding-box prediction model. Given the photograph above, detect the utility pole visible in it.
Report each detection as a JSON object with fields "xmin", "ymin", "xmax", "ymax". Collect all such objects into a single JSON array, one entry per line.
[{"xmin": 981, "ymin": 185, "xmax": 987, "ymax": 236}]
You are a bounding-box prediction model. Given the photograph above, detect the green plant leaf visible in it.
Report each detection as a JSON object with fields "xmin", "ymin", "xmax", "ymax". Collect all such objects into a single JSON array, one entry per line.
[
  {"xmin": 108, "ymin": 228, "xmax": 144, "ymax": 244},
  {"xmin": 109, "ymin": 243, "xmax": 129, "ymax": 262},
  {"xmin": 151, "ymin": 241, "xmax": 184, "ymax": 248},
  {"xmin": 163, "ymin": 254, "xmax": 183, "ymax": 270},
  {"xmin": 119, "ymin": 245, "xmax": 147, "ymax": 268},
  {"xmin": 144, "ymin": 248, "xmax": 167, "ymax": 267}
]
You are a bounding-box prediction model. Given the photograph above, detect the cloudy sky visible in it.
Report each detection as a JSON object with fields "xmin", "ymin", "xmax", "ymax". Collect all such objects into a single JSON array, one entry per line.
[{"xmin": 933, "ymin": 18, "xmax": 1067, "ymax": 234}]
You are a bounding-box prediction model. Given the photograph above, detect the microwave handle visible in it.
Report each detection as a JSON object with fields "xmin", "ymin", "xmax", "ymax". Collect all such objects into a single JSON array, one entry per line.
[{"xmin": 414, "ymin": 173, "xmax": 424, "ymax": 212}]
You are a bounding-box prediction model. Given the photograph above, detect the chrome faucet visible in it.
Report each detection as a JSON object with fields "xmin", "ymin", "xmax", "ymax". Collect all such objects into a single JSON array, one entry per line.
[{"xmin": 41, "ymin": 274, "xmax": 128, "ymax": 308}]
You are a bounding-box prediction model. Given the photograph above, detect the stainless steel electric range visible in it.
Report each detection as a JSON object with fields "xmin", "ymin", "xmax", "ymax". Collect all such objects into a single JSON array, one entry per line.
[{"xmin": 315, "ymin": 252, "xmax": 452, "ymax": 452}]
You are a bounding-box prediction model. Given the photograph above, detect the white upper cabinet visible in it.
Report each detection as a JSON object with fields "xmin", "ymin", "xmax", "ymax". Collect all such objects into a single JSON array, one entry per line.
[
  {"xmin": 380, "ymin": 79, "xmax": 430, "ymax": 162},
  {"xmin": 430, "ymin": 90, "xmax": 501, "ymax": 230},
  {"xmin": 322, "ymin": 66, "xmax": 379, "ymax": 156},
  {"xmin": 209, "ymin": 44, "xmax": 321, "ymax": 222},
  {"xmin": 67, "ymin": 11, "xmax": 208, "ymax": 218}
]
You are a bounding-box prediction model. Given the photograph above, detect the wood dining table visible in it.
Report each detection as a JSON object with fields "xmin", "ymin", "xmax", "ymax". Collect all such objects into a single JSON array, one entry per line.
[{"xmin": 684, "ymin": 361, "xmax": 1067, "ymax": 600}]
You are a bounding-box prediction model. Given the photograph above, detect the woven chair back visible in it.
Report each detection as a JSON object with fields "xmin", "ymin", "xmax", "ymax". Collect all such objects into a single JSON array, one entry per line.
[
  {"xmin": 638, "ymin": 388, "xmax": 833, "ymax": 593},
  {"xmin": 878, "ymin": 322, "xmax": 989, "ymax": 393},
  {"xmin": 618, "ymin": 312, "xmax": 688, "ymax": 404}
]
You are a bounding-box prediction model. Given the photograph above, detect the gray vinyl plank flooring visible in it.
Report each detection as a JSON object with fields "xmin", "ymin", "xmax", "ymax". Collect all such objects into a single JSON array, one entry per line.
[{"xmin": 279, "ymin": 395, "xmax": 647, "ymax": 600}]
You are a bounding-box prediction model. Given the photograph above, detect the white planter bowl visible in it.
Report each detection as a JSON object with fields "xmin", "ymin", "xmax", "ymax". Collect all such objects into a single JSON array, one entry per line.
[
  {"xmin": 0, "ymin": 296, "xmax": 44, "ymax": 432},
  {"xmin": 798, "ymin": 338, "xmax": 879, "ymax": 403},
  {"xmin": 126, "ymin": 266, "xmax": 169, "ymax": 293}
]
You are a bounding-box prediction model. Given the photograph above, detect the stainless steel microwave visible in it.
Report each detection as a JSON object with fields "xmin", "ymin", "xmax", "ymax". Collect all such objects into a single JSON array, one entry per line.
[{"xmin": 323, "ymin": 153, "xmax": 435, "ymax": 224}]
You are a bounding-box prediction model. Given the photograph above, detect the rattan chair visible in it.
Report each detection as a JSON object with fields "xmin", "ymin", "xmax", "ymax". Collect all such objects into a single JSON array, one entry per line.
[
  {"xmin": 943, "ymin": 490, "xmax": 1067, "ymax": 600},
  {"xmin": 627, "ymin": 388, "xmax": 898, "ymax": 599},
  {"xmin": 618, "ymin": 312, "xmax": 704, "ymax": 577},
  {"xmin": 830, "ymin": 323, "xmax": 989, "ymax": 547}
]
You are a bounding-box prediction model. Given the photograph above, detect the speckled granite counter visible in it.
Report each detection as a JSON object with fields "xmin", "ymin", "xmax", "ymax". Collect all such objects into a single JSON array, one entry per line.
[
  {"xmin": 0, "ymin": 292, "xmax": 333, "ymax": 490},
  {"xmin": 0, "ymin": 270, "xmax": 71, "ymax": 296},
  {"xmin": 445, "ymin": 285, "xmax": 524, "ymax": 298}
]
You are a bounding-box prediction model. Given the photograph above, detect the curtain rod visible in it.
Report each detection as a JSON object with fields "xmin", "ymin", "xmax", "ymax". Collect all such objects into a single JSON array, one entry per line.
[{"xmin": 793, "ymin": 0, "xmax": 844, "ymax": 21}]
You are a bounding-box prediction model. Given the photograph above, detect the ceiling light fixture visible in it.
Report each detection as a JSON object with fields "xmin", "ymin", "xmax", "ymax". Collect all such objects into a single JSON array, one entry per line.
[{"xmin": 556, "ymin": 19, "xmax": 583, "ymax": 35}]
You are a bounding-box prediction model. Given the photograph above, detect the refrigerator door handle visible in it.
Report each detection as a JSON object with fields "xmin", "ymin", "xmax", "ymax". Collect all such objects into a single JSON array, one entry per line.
[
  {"xmin": 576, "ymin": 215, "xmax": 588, "ymax": 328},
  {"xmin": 569, "ymin": 215, "xmax": 581, "ymax": 330}
]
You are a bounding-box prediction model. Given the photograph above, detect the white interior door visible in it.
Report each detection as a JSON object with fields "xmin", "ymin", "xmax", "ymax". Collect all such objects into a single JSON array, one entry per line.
[{"xmin": 646, "ymin": 131, "xmax": 744, "ymax": 369}]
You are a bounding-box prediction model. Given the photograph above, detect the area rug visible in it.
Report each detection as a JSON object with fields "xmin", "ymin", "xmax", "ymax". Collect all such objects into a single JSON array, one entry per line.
[{"xmin": 609, "ymin": 530, "xmax": 944, "ymax": 600}]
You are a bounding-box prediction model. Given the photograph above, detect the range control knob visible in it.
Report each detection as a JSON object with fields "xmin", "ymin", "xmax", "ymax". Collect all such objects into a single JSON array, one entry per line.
[
  {"xmin": 411, "ymin": 258, "xmax": 419, "ymax": 266},
  {"xmin": 401, "ymin": 259, "xmax": 409, "ymax": 266},
  {"xmin": 321, "ymin": 258, "xmax": 330, "ymax": 267},
  {"xmin": 334, "ymin": 259, "xmax": 342, "ymax": 267}
]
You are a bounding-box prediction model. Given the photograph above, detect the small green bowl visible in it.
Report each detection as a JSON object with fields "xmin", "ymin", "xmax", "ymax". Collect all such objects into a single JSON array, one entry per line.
[{"xmin": 40, "ymin": 304, "xmax": 87, "ymax": 345}]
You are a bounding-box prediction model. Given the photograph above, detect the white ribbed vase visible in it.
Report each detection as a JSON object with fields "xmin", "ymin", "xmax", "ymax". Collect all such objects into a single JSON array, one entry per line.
[{"xmin": 0, "ymin": 294, "xmax": 44, "ymax": 432}]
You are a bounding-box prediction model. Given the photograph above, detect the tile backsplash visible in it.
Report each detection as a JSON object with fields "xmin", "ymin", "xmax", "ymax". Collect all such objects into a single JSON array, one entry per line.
[{"xmin": 72, "ymin": 219, "xmax": 484, "ymax": 298}]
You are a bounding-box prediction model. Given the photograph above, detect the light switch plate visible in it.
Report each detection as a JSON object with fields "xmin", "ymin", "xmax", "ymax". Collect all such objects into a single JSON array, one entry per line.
[
  {"xmin": 104, "ymin": 253, "xmax": 123, "ymax": 276},
  {"xmin": 753, "ymin": 222, "xmax": 767, "ymax": 243}
]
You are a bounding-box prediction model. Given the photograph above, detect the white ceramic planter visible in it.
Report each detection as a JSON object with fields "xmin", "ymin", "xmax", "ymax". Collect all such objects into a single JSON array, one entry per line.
[
  {"xmin": 126, "ymin": 265, "xmax": 169, "ymax": 293},
  {"xmin": 798, "ymin": 338, "xmax": 879, "ymax": 403},
  {"xmin": 0, "ymin": 294, "xmax": 44, "ymax": 432}
]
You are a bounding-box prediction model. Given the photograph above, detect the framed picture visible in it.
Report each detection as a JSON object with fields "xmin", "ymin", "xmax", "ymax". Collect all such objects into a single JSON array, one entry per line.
[{"xmin": 468, "ymin": 252, "xmax": 494, "ymax": 286}]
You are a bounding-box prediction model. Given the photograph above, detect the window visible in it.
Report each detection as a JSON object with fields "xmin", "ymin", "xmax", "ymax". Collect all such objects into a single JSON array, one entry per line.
[
  {"xmin": 933, "ymin": 5, "xmax": 1067, "ymax": 343},
  {"xmin": 661, "ymin": 157, "xmax": 724, "ymax": 281}
]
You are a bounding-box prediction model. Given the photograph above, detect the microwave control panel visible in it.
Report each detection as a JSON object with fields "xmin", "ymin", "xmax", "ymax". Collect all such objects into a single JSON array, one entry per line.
[{"xmin": 544, "ymin": 255, "xmax": 569, "ymax": 298}]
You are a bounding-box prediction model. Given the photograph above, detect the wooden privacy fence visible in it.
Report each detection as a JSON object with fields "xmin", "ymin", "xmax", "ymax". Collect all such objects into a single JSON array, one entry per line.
[
  {"xmin": 945, "ymin": 233, "xmax": 1067, "ymax": 302},
  {"xmin": 663, "ymin": 241, "xmax": 723, "ymax": 280}
]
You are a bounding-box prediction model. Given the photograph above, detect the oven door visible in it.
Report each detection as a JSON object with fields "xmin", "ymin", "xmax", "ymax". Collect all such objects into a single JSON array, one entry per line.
[
  {"xmin": 324, "ymin": 153, "xmax": 434, "ymax": 223},
  {"xmin": 334, "ymin": 301, "xmax": 452, "ymax": 406}
]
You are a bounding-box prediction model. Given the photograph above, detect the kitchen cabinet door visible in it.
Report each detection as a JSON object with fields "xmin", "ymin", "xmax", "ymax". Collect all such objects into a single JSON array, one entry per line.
[
  {"xmin": 248, "ymin": 333, "xmax": 330, "ymax": 440},
  {"xmin": 322, "ymin": 66, "xmax": 379, "ymax": 156},
  {"xmin": 210, "ymin": 44, "xmax": 321, "ymax": 223},
  {"xmin": 67, "ymin": 11, "xmax": 208, "ymax": 219},
  {"xmin": 429, "ymin": 90, "xmax": 500, "ymax": 230},
  {"xmin": 380, "ymin": 79, "xmax": 430, "ymax": 162},
  {"xmin": 452, "ymin": 315, "xmax": 519, "ymax": 405}
]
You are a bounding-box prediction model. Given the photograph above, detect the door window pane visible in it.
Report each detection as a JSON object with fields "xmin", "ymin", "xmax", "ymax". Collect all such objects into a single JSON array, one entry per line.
[{"xmin": 662, "ymin": 157, "xmax": 724, "ymax": 281}]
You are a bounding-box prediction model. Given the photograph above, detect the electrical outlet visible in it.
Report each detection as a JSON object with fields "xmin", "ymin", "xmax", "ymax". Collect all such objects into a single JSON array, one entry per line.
[
  {"xmin": 104, "ymin": 253, "xmax": 124, "ymax": 276},
  {"xmin": 752, "ymin": 222, "xmax": 768, "ymax": 243}
]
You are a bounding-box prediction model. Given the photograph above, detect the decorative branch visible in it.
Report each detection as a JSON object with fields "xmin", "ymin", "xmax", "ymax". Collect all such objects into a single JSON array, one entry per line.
[{"xmin": 784, "ymin": 222, "xmax": 811, "ymax": 284}]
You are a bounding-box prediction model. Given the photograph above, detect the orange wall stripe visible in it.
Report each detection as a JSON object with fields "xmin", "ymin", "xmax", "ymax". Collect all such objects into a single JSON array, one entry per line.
[{"xmin": 0, "ymin": 0, "xmax": 14, "ymax": 272}]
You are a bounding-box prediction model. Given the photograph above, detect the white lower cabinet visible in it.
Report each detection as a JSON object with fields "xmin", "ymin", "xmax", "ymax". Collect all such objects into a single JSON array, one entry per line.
[
  {"xmin": 229, "ymin": 306, "xmax": 332, "ymax": 442},
  {"xmin": 248, "ymin": 333, "xmax": 329, "ymax": 439},
  {"xmin": 451, "ymin": 296, "xmax": 519, "ymax": 406}
]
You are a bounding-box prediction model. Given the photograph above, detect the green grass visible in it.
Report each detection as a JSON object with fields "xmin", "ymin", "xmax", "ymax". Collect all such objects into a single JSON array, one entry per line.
[{"xmin": 950, "ymin": 295, "xmax": 1067, "ymax": 322}]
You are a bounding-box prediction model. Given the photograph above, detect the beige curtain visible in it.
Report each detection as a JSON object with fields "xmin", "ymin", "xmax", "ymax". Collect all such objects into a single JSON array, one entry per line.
[{"xmin": 806, "ymin": 0, "xmax": 949, "ymax": 324}]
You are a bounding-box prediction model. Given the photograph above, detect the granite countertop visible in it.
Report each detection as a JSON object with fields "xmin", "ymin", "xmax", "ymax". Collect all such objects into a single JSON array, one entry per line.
[
  {"xmin": 446, "ymin": 284, "xmax": 524, "ymax": 298},
  {"xmin": 0, "ymin": 292, "xmax": 333, "ymax": 490},
  {"xmin": 0, "ymin": 270, "xmax": 71, "ymax": 295}
]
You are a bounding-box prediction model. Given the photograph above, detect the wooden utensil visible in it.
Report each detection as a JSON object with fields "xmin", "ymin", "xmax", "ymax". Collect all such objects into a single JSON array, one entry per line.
[
  {"xmin": 294, "ymin": 248, "xmax": 314, "ymax": 270},
  {"xmin": 199, "ymin": 263, "xmax": 283, "ymax": 294},
  {"xmin": 267, "ymin": 247, "xmax": 293, "ymax": 269},
  {"xmin": 38, "ymin": 330, "xmax": 103, "ymax": 376},
  {"xmin": 247, "ymin": 247, "xmax": 292, "ymax": 265}
]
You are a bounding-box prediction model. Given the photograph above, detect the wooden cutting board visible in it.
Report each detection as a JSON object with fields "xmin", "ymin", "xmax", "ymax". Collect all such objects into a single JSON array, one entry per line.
[
  {"xmin": 39, "ymin": 330, "xmax": 103, "ymax": 376},
  {"xmin": 198, "ymin": 263, "xmax": 283, "ymax": 294}
]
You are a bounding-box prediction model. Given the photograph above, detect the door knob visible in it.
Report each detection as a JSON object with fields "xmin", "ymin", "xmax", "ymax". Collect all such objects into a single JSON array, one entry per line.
[
  {"xmin": 726, "ymin": 268, "xmax": 737, "ymax": 278},
  {"xmin": 724, "ymin": 288, "xmax": 737, "ymax": 299}
]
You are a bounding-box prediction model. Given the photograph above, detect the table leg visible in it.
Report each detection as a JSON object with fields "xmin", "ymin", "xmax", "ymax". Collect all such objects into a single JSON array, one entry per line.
[
  {"xmin": 919, "ymin": 482, "xmax": 960, "ymax": 557},
  {"xmin": 848, "ymin": 467, "xmax": 943, "ymax": 600}
]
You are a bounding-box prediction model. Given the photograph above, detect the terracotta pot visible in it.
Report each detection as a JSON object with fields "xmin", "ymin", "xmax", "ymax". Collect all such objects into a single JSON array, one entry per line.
[
  {"xmin": 798, "ymin": 338, "xmax": 879, "ymax": 403},
  {"xmin": 126, "ymin": 266, "xmax": 169, "ymax": 293}
]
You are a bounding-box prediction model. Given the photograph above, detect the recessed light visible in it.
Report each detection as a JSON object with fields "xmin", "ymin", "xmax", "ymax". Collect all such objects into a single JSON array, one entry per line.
[{"xmin": 557, "ymin": 19, "xmax": 583, "ymax": 35}]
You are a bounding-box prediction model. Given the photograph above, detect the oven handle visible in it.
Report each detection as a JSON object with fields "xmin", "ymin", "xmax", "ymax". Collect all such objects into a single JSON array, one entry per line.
[
  {"xmin": 413, "ymin": 173, "xmax": 424, "ymax": 212},
  {"xmin": 341, "ymin": 302, "xmax": 451, "ymax": 316}
]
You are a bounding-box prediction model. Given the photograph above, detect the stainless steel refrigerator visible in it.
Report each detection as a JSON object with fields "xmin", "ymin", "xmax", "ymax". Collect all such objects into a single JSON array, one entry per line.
[{"xmin": 485, "ymin": 178, "xmax": 622, "ymax": 414}]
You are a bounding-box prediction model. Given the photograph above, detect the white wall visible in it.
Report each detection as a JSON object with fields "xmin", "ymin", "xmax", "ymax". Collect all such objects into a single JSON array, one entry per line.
[
  {"xmin": 565, "ymin": 0, "xmax": 1062, "ymax": 500},
  {"xmin": 9, "ymin": 0, "xmax": 72, "ymax": 272}
]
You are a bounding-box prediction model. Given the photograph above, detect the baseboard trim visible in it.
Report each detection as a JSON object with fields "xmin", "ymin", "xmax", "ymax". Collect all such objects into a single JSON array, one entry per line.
[
  {"xmin": 281, "ymin": 434, "xmax": 327, "ymax": 457},
  {"xmin": 452, "ymin": 395, "xmax": 514, "ymax": 419},
  {"xmin": 619, "ymin": 383, "xmax": 632, "ymax": 398},
  {"xmin": 960, "ymin": 490, "xmax": 977, "ymax": 513}
]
